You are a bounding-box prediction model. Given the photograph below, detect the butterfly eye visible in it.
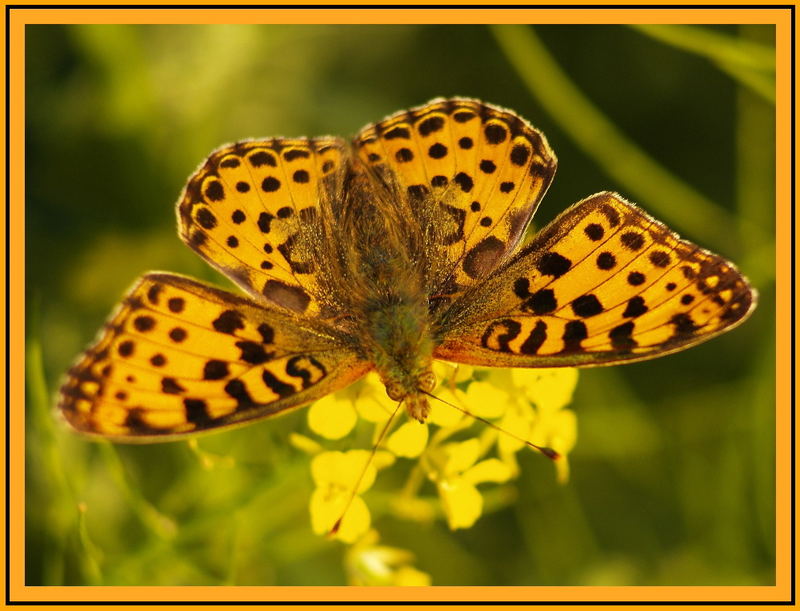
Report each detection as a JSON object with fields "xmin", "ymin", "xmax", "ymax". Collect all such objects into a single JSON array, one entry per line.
[
  {"xmin": 417, "ymin": 371, "xmax": 437, "ymax": 393},
  {"xmin": 385, "ymin": 382, "xmax": 405, "ymax": 402}
]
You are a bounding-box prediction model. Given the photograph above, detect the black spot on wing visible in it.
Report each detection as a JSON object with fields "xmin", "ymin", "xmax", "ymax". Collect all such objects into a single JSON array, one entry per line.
[
  {"xmin": 484, "ymin": 123, "xmax": 507, "ymax": 144},
  {"xmin": 649, "ymin": 250, "xmax": 671, "ymax": 268},
  {"xmin": 441, "ymin": 204, "xmax": 466, "ymax": 246},
  {"xmin": 571, "ymin": 294, "xmax": 604, "ymax": 318},
  {"xmin": 418, "ymin": 115, "xmax": 445, "ymax": 136},
  {"xmin": 261, "ymin": 176, "xmax": 281, "ymax": 192},
  {"xmin": 133, "ymin": 315, "xmax": 156, "ymax": 332},
  {"xmin": 462, "ymin": 236, "xmax": 505, "ymax": 279},
  {"xmin": 235, "ymin": 341, "xmax": 273, "ymax": 365},
  {"xmin": 262, "ymin": 280, "xmax": 311, "ymax": 313},
  {"xmin": 510, "ymin": 144, "xmax": 530, "ymax": 166},
  {"xmin": 168, "ymin": 297, "xmax": 185, "ymax": 313},
  {"xmin": 519, "ymin": 321, "xmax": 547, "ymax": 354},
  {"xmin": 628, "ymin": 271, "xmax": 646, "ymax": 286},
  {"xmin": 428, "ymin": 143, "xmax": 448, "ymax": 159},
  {"xmin": 609, "ymin": 321, "xmax": 637, "ymax": 350},
  {"xmin": 196, "ymin": 208, "xmax": 217, "ymax": 230},
  {"xmin": 249, "ymin": 151, "xmax": 277, "ymax": 167},
  {"xmin": 185, "ymin": 398, "xmax": 212, "ymax": 427},
  {"xmin": 623, "ymin": 296, "xmax": 648, "ymax": 318},
  {"xmin": 584, "ymin": 223, "xmax": 604, "ymax": 241},
  {"xmin": 599, "ymin": 203, "xmax": 621, "ymax": 227},
  {"xmin": 258, "ymin": 212, "xmax": 275, "ymax": 234},
  {"xmin": 205, "ymin": 180, "xmax": 224, "ymax": 202},
  {"xmin": 283, "ymin": 149, "xmax": 310, "ymax": 161},
  {"xmin": 562, "ymin": 320, "xmax": 588, "ymax": 353},
  {"xmin": 225, "ymin": 379, "xmax": 255, "ymax": 408},
  {"xmin": 169, "ymin": 327, "xmax": 187, "ymax": 343},
  {"xmin": 147, "ymin": 283, "xmax": 163, "ymax": 305},
  {"xmin": 481, "ymin": 319, "xmax": 522, "ymax": 352},
  {"xmin": 383, "ymin": 126, "xmax": 410, "ymax": 140},
  {"xmin": 219, "ymin": 157, "xmax": 240, "ymax": 169},
  {"xmin": 161, "ymin": 377, "xmax": 186, "ymax": 394},
  {"xmin": 286, "ymin": 355, "xmax": 327, "ymax": 389},
  {"xmin": 396, "ymin": 148, "xmax": 414, "ymax": 162},
  {"xmin": 213, "ymin": 310, "xmax": 245, "ymax": 334},
  {"xmin": 621, "ymin": 231, "xmax": 644, "ymax": 250},
  {"xmin": 262, "ymin": 370, "xmax": 295, "ymax": 398},
  {"xmin": 203, "ymin": 360, "xmax": 229, "ymax": 380},
  {"xmin": 454, "ymin": 172, "xmax": 474, "ymax": 193},
  {"xmin": 536, "ymin": 252, "xmax": 572, "ymax": 278},
  {"xmin": 257, "ymin": 323, "xmax": 274, "ymax": 344},
  {"xmin": 521, "ymin": 289, "xmax": 557, "ymax": 315}
]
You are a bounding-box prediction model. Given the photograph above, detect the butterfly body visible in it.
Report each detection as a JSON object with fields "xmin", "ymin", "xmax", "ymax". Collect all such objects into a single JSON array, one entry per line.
[{"xmin": 58, "ymin": 98, "xmax": 755, "ymax": 440}]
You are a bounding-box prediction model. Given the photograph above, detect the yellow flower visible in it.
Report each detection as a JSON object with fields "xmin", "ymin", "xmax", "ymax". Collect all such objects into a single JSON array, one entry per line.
[
  {"xmin": 429, "ymin": 438, "xmax": 513, "ymax": 530},
  {"xmin": 309, "ymin": 450, "xmax": 393, "ymax": 543},
  {"xmin": 386, "ymin": 421, "xmax": 428, "ymax": 458},
  {"xmin": 463, "ymin": 379, "xmax": 509, "ymax": 419},
  {"xmin": 308, "ymin": 394, "xmax": 358, "ymax": 440},
  {"xmin": 354, "ymin": 374, "xmax": 399, "ymax": 423},
  {"xmin": 426, "ymin": 385, "xmax": 467, "ymax": 428},
  {"xmin": 344, "ymin": 530, "xmax": 431, "ymax": 586},
  {"xmin": 432, "ymin": 361, "xmax": 474, "ymax": 387},
  {"xmin": 305, "ymin": 365, "xmax": 579, "ymax": 539},
  {"xmin": 497, "ymin": 368, "xmax": 579, "ymax": 482},
  {"xmin": 511, "ymin": 367, "xmax": 579, "ymax": 412}
]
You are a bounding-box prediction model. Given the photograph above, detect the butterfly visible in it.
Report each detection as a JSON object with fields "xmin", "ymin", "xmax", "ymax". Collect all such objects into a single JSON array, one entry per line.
[{"xmin": 58, "ymin": 98, "xmax": 756, "ymax": 439}]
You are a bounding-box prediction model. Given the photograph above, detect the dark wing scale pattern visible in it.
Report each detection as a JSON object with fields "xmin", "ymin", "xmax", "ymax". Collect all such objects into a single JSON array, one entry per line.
[
  {"xmin": 352, "ymin": 98, "xmax": 557, "ymax": 301},
  {"xmin": 435, "ymin": 192, "xmax": 756, "ymax": 367},
  {"xmin": 177, "ymin": 137, "xmax": 346, "ymax": 315},
  {"xmin": 58, "ymin": 273, "xmax": 370, "ymax": 440}
]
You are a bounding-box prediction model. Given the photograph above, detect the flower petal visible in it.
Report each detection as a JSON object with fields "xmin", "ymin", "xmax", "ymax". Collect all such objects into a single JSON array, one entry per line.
[
  {"xmin": 437, "ymin": 478, "xmax": 483, "ymax": 530},
  {"xmin": 511, "ymin": 368, "xmax": 579, "ymax": 412},
  {"xmin": 393, "ymin": 566, "xmax": 432, "ymax": 586},
  {"xmin": 464, "ymin": 380, "xmax": 509, "ymax": 419},
  {"xmin": 444, "ymin": 438, "xmax": 481, "ymax": 475},
  {"xmin": 427, "ymin": 387, "xmax": 466, "ymax": 427},
  {"xmin": 310, "ymin": 488, "xmax": 370, "ymax": 543},
  {"xmin": 386, "ymin": 421, "xmax": 429, "ymax": 458},
  {"xmin": 355, "ymin": 375, "xmax": 398, "ymax": 423},
  {"xmin": 308, "ymin": 394, "xmax": 357, "ymax": 439},
  {"xmin": 311, "ymin": 450, "xmax": 377, "ymax": 492},
  {"xmin": 497, "ymin": 409, "xmax": 533, "ymax": 455},
  {"xmin": 433, "ymin": 361, "xmax": 474, "ymax": 387},
  {"xmin": 463, "ymin": 458, "xmax": 513, "ymax": 485}
]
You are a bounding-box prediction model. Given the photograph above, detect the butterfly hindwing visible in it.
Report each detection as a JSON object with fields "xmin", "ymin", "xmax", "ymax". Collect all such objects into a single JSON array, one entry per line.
[
  {"xmin": 177, "ymin": 138, "xmax": 346, "ymax": 315},
  {"xmin": 58, "ymin": 273, "xmax": 371, "ymax": 440},
  {"xmin": 435, "ymin": 192, "xmax": 756, "ymax": 367},
  {"xmin": 353, "ymin": 98, "xmax": 557, "ymax": 296}
]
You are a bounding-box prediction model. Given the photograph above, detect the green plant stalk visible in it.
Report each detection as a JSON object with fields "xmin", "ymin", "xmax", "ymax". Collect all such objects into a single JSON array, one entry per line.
[
  {"xmin": 98, "ymin": 443, "xmax": 178, "ymax": 540},
  {"xmin": 718, "ymin": 59, "xmax": 776, "ymax": 105},
  {"xmin": 26, "ymin": 332, "xmax": 78, "ymax": 584},
  {"xmin": 489, "ymin": 24, "xmax": 758, "ymax": 254},
  {"xmin": 629, "ymin": 24, "xmax": 775, "ymax": 72}
]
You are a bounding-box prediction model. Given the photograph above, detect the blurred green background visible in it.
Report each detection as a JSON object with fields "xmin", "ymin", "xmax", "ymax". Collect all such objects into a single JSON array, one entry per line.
[{"xmin": 26, "ymin": 24, "xmax": 775, "ymax": 586}]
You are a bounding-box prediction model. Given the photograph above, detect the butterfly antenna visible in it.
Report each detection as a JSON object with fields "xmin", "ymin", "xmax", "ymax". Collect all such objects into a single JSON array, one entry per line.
[
  {"xmin": 329, "ymin": 400, "xmax": 404, "ymax": 537},
  {"xmin": 420, "ymin": 390, "xmax": 560, "ymax": 460}
]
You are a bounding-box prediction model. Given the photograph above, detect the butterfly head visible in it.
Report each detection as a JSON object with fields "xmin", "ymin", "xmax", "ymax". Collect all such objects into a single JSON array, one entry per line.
[{"xmin": 384, "ymin": 369, "xmax": 437, "ymax": 423}]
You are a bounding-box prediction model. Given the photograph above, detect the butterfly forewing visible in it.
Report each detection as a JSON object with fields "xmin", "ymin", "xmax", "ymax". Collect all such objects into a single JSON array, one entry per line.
[
  {"xmin": 177, "ymin": 138, "xmax": 346, "ymax": 315},
  {"xmin": 435, "ymin": 192, "xmax": 756, "ymax": 367},
  {"xmin": 58, "ymin": 273, "xmax": 371, "ymax": 440},
  {"xmin": 353, "ymin": 98, "xmax": 557, "ymax": 296}
]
